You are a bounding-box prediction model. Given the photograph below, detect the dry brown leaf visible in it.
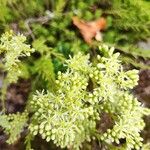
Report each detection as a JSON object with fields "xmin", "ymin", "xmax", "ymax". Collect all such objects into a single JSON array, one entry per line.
[{"xmin": 72, "ymin": 16, "xmax": 106, "ymax": 44}]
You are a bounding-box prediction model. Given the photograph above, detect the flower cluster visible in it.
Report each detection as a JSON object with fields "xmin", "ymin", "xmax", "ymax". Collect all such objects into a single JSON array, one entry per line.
[
  {"xmin": 0, "ymin": 112, "xmax": 28, "ymax": 144},
  {"xmin": 0, "ymin": 31, "xmax": 35, "ymax": 83},
  {"xmin": 29, "ymin": 45, "xmax": 150, "ymax": 150},
  {"xmin": 29, "ymin": 52, "xmax": 99, "ymax": 149}
]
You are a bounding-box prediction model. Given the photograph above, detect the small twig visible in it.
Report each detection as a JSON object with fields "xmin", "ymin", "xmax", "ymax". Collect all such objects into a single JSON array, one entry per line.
[{"xmin": 25, "ymin": 11, "xmax": 54, "ymax": 39}]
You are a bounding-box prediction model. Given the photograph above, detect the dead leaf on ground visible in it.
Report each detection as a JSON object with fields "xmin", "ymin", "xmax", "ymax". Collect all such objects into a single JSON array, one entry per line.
[{"xmin": 72, "ymin": 16, "xmax": 106, "ymax": 44}]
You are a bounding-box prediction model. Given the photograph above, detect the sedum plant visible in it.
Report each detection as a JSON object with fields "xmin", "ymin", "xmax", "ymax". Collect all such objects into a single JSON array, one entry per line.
[
  {"xmin": 0, "ymin": 30, "xmax": 34, "ymax": 83},
  {"xmin": 28, "ymin": 45, "xmax": 150, "ymax": 150},
  {"xmin": 0, "ymin": 31, "xmax": 34, "ymax": 111},
  {"xmin": 0, "ymin": 112, "xmax": 28, "ymax": 144},
  {"xmin": 0, "ymin": 31, "xmax": 149, "ymax": 150}
]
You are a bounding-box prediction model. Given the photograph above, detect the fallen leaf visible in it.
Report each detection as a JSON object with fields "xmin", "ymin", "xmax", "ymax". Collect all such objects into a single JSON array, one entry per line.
[{"xmin": 72, "ymin": 16, "xmax": 106, "ymax": 44}]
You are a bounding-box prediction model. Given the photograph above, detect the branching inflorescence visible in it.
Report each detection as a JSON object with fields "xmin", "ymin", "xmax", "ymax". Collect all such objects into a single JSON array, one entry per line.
[
  {"xmin": 29, "ymin": 45, "xmax": 150, "ymax": 150},
  {"xmin": 0, "ymin": 30, "xmax": 35, "ymax": 83}
]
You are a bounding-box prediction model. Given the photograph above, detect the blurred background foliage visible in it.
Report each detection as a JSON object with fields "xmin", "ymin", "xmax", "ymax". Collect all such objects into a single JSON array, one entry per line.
[{"xmin": 0, "ymin": 0, "xmax": 149, "ymax": 90}]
